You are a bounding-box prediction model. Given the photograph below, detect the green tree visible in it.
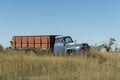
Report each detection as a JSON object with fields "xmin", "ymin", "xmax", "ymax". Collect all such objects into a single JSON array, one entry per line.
[
  {"xmin": 0, "ymin": 44, "xmax": 4, "ymax": 52},
  {"xmin": 10, "ymin": 40, "xmax": 13, "ymax": 48},
  {"xmin": 98, "ymin": 38, "xmax": 116, "ymax": 52},
  {"xmin": 6, "ymin": 40, "xmax": 14, "ymax": 51}
]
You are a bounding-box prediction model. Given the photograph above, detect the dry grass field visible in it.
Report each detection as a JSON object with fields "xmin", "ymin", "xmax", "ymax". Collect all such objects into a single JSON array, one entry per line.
[{"xmin": 0, "ymin": 50, "xmax": 120, "ymax": 80}]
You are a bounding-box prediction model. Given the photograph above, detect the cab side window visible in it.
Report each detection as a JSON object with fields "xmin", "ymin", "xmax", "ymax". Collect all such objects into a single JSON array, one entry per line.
[
  {"xmin": 60, "ymin": 38, "xmax": 64, "ymax": 43},
  {"xmin": 55, "ymin": 38, "xmax": 59, "ymax": 43},
  {"xmin": 55, "ymin": 38, "xmax": 64, "ymax": 43}
]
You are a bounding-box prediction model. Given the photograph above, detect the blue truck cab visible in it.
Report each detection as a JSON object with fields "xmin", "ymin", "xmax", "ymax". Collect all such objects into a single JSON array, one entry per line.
[{"xmin": 54, "ymin": 36, "xmax": 89, "ymax": 55}]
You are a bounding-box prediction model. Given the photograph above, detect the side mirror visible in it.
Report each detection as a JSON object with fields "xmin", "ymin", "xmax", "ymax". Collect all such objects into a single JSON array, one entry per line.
[{"xmin": 75, "ymin": 40, "xmax": 77, "ymax": 42}]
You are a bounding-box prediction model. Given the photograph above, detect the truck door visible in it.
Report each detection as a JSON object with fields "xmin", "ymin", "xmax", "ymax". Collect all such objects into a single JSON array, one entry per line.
[
  {"xmin": 54, "ymin": 37, "xmax": 65, "ymax": 54},
  {"xmin": 59, "ymin": 38, "xmax": 66, "ymax": 53}
]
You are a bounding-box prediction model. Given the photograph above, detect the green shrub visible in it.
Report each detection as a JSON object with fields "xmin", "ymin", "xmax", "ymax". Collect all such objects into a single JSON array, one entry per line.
[
  {"xmin": 0, "ymin": 44, "xmax": 4, "ymax": 52},
  {"xmin": 80, "ymin": 48, "xmax": 107, "ymax": 64}
]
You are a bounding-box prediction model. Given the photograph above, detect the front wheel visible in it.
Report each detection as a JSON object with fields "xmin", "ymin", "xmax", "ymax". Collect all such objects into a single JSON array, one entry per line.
[{"xmin": 67, "ymin": 50, "xmax": 77, "ymax": 56}]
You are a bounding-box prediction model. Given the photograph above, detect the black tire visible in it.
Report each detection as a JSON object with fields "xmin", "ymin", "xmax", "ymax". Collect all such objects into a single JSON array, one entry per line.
[{"xmin": 67, "ymin": 50, "xmax": 76, "ymax": 56}]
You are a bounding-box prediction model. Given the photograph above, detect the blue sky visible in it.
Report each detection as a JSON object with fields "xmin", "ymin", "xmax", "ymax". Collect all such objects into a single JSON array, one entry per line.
[{"xmin": 0, "ymin": 0, "xmax": 120, "ymax": 47}]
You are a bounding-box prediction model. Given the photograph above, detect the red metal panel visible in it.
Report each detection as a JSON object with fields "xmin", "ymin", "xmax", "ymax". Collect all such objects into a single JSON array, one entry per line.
[
  {"xmin": 35, "ymin": 36, "xmax": 41, "ymax": 43},
  {"xmin": 41, "ymin": 36, "xmax": 47, "ymax": 43},
  {"xmin": 28, "ymin": 36, "xmax": 34, "ymax": 44},
  {"xmin": 35, "ymin": 44, "xmax": 41, "ymax": 48},
  {"xmin": 41, "ymin": 43, "xmax": 50, "ymax": 49},
  {"xmin": 41, "ymin": 36, "xmax": 50, "ymax": 43},
  {"xmin": 15, "ymin": 36, "xmax": 21, "ymax": 44},
  {"xmin": 15, "ymin": 44, "xmax": 21, "ymax": 48},
  {"xmin": 22, "ymin": 37, "xmax": 28, "ymax": 44},
  {"xmin": 22, "ymin": 44, "xmax": 27, "ymax": 48},
  {"xmin": 13, "ymin": 35, "xmax": 57, "ymax": 50},
  {"xmin": 28, "ymin": 44, "xmax": 34, "ymax": 48}
]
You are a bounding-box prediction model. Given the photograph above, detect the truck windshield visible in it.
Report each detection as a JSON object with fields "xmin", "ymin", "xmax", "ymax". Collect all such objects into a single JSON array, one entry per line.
[{"xmin": 64, "ymin": 37, "xmax": 73, "ymax": 43}]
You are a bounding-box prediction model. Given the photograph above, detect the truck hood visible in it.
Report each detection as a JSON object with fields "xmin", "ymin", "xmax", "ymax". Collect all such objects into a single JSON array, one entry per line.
[{"xmin": 65, "ymin": 42, "xmax": 83, "ymax": 49}]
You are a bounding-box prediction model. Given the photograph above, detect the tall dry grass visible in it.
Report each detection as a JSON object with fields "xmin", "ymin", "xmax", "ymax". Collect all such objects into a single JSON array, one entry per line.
[{"xmin": 0, "ymin": 51, "xmax": 120, "ymax": 80}]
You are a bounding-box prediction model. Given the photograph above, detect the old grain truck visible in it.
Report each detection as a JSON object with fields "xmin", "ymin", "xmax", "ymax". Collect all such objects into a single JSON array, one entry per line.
[{"xmin": 13, "ymin": 35, "xmax": 89, "ymax": 55}]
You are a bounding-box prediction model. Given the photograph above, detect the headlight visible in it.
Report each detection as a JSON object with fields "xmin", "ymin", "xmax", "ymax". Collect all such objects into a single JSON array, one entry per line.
[{"xmin": 75, "ymin": 47, "xmax": 80, "ymax": 49}]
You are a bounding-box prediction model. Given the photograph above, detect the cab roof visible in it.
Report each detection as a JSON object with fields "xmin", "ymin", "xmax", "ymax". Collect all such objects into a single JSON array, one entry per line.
[{"xmin": 55, "ymin": 36, "xmax": 71, "ymax": 39}]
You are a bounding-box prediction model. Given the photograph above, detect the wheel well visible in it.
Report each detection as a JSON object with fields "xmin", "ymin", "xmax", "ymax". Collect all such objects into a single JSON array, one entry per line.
[{"xmin": 67, "ymin": 49, "xmax": 75, "ymax": 54}]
